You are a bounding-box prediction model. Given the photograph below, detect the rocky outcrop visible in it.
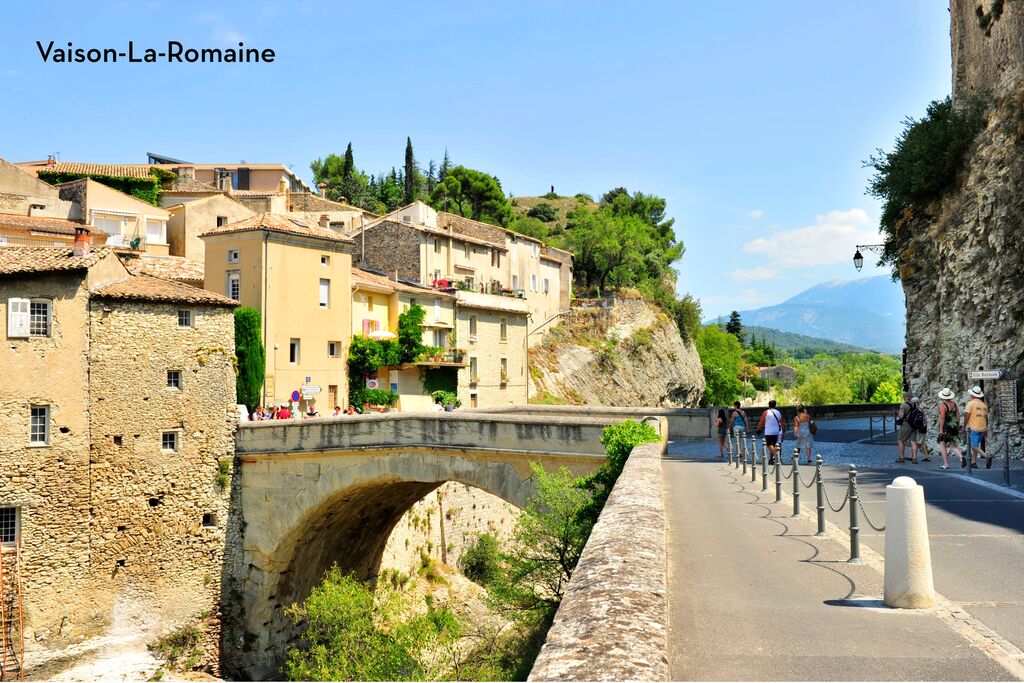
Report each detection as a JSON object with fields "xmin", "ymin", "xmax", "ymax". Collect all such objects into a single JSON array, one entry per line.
[
  {"xmin": 529, "ymin": 292, "xmax": 705, "ymax": 407},
  {"xmin": 899, "ymin": 11, "xmax": 1024, "ymax": 452}
]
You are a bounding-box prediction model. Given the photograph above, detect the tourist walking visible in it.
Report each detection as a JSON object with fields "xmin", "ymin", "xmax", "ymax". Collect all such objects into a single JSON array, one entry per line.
[
  {"xmin": 793, "ymin": 405, "xmax": 815, "ymax": 465},
  {"xmin": 936, "ymin": 388, "xmax": 965, "ymax": 469},
  {"xmin": 965, "ymin": 386, "xmax": 991, "ymax": 468},
  {"xmin": 715, "ymin": 408, "xmax": 729, "ymax": 458},
  {"xmin": 757, "ymin": 400, "xmax": 785, "ymax": 464},
  {"xmin": 895, "ymin": 392, "xmax": 919, "ymax": 464},
  {"xmin": 730, "ymin": 401, "xmax": 748, "ymax": 458}
]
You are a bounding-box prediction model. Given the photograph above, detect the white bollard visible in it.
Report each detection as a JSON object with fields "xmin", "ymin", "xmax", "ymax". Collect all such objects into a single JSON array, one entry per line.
[{"xmin": 883, "ymin": 476, "xmax": 935, "ymax": 609}]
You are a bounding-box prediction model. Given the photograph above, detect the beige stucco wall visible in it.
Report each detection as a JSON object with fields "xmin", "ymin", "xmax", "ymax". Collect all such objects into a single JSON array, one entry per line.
[
  {"xmin": 351, "ymin": 286, "xmax": 392, "ymax": 337},
  {"xmin": 458, "ymin": 305, "xmax": 528, "ymax": 407},
  {"xmin": 69, "ymin": 180, "xmax": 170, "ymax": 256},
  {"xmin": 203, "ymin": 231, "xmax": 353, "ymax": 411},
  {"xmin": 167, "ymin": 194, "xmax": 255, "ymax": 261}
]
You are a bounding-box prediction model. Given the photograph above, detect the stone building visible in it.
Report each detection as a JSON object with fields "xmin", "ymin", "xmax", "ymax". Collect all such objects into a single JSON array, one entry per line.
[
  {"xmin": 758, "ymin": 364, "xmax": 797, "ymax": 384},
  {"xmin": 0, "ymin": 241, "xmax": 237, "ymax": 663},
  {"xmin": 201, "ymin": 212, "xmax": 355, "ymax": 412},
  {"xmin": 455, "ymin": 291, "xmax": 530, "ymax": 407}
]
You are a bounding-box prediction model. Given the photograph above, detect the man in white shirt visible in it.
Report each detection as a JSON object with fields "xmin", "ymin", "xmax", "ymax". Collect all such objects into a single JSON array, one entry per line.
[{"xmin": 757, "ymin": 399, "xmax": 785, "ymax": 464}]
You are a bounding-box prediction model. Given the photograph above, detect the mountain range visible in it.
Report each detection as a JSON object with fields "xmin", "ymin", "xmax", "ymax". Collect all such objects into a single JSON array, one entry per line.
[{"xmin": 711, "ymin": 276, "xmax": 906, "ymax": 354}]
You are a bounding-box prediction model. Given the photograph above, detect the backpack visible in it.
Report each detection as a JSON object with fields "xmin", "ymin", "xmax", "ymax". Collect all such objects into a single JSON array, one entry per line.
[
  {"xmin": 945, "ymin": 402, "xmax": 960, "ymax": 431},
  {"xmin": 808, "ymin": 420, "xmax": 817, "ymax": 435},
  {"xmin": 908, "ymin": 406, "xmax": 927, "ymax": 433}
]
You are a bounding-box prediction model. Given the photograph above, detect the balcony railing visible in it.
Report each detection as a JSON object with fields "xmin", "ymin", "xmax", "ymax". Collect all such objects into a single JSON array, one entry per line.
[
  {"xmin": 430, "ymin": 275, "xmax": 525, "ymax": 298},
  {"xmin": 106, "ymin": 232, "xmax": 146, "ymax": 251}
]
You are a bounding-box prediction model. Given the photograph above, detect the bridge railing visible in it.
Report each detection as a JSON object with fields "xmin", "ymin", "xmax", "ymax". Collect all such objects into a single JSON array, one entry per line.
[{"xmin": 529, "ymin": 417, "xmax": 669, "ymax": 681}]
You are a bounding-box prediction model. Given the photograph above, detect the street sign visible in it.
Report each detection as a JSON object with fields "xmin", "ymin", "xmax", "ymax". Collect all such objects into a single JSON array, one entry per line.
[
  {"xmin": 301, "ymin": 385, "xmax": 322, "ymax": 395},
  {"xmin": 967, "ymin": 370, "xmax": 1003, "ymax": 380},
  {"xmin": 291, "ymin": 390, "xmax": 301, "ymax": 402},
  {"xmin": 366, "ymin": 378, "xmax": 379, "ymax": 389},
  {"xmin": 996, "ymin": 379, "xmax": 1019, "ymax": 423},
  {"xmin": 305, "ymin": 376, "xmax": 312, "ymax": 383}
]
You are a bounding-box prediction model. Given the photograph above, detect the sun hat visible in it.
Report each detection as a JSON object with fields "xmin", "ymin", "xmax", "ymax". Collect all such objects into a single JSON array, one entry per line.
[
  {"xmin": 969, "ymin": 385, "xmax": 984, "ymax": 398},
  {"xmin": 938, "ymin": 388, "xmax": 955, "ymax": 400},
  {"xmin": 910, "ymin": 396, "xmax": 920, "ymax": 404}
]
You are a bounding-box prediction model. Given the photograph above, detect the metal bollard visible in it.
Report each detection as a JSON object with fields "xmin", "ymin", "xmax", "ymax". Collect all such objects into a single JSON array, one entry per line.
[
  {"xmin": 815, "ymin": 455, "xmax": 826, "ymax": 536},
  {"xmin": 1006, "ymin": 436, "xmax": 1011, "ymax": 487},
  {"xmin": 742, "ymin": 441, "xmax": 747, "ymax": 475},
  {"xmin": 761, "ymin": 443, "xmax": 769, "ymax": 492},
  {"xmin": 792, "ymin": 452, "xmax": 800, "ymax": 517},
  {"xmin": 751, "ymin": 441, "xmax": 758, "ymax": 482},
  {"xmin": 749, "ymin": 432, "xmax": 756, "ymax": 467},
  {"xmin": 848, "ymin": 465, "xmax": 862, "ymax": 563},
  {"xmin": 727, "ymin": 434, "xmax": 733, "ymax": 466},
  {"xmin": 735, "ymin": 437, "xmax": 741, "ymax": 469},
  {"xmin": 774, "ymin": 445, "xmax": 782, "ymax": 502}
]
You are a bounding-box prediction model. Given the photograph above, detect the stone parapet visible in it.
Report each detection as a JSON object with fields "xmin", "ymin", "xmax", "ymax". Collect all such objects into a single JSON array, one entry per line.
[
  {"xmin": 464, "ymin": 404, "xmax": 712, "ymax": 439},
  {"xmin": 529, "ymin": 435, "xmax": 669, "ymax": 681}
]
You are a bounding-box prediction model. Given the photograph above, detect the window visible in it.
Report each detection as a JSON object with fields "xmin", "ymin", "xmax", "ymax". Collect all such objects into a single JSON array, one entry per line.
[
  {"xmin": 161, "ymin": 431, "xmax": 178, "ymax": 452},
  {"xmin": 433, "ymin": 329, "xmax": 447, "ymax": 348},
  {"xmin": 167, "ymin": 370, "xmax": 181, "ymax": 389},
  {"xmin": 500, "ymin": 318, "xmax": 508, "ymax": 341},
  {"xmin": 290, "ymin": 338, "xmax": 300, "ymax": 364},
  {"xmin": 532, "ymin": 243, "xmax": 539, "ymax": 258},
  {"xmin": 145, "ymin": 219, "xmax": 166, "ymax": 245},
  {"xmin": 434, "ymin": 237, "xmax": 441, "ymax": 254},
  {"xmin": 500, "ymin": 357, "xmax": 508, "ymax": 383},
  {"xmin": 202, "ymin": 513, "xmax": 216, "ymax": 528},
  {"xmin": 469, "ymin": 315, "xmax": 477, "ymax": 336},
  {"xmin": 319, "ymin": 279, "xmax": 330, "ymax": 308},
  {"xmin": 544, "ymin": 278, "xmax": 550, "ymax": 294},
  {"xmin": 491, "ymin": 249, "xmax": 501, "ymax": 268},
  {"xmin": 433, "ymin": 269, "xmax": 441, "ymax": 283},
  {"xmin": 92, "ymin": 215, "xmax": 122, "ymax": 237},
  {"xmin": 8, "ymin": 298, "xmax": 51, "ymax": 338},
  {"xmin": 321, "ymin": 255, "xmax": 330, "ymax": 266},
  {"xmin": 530, "ymin": 274, "xmax": 538, "ymax": 291},
  {"xmin": 361, "ymin": 319, "xmax": 380, "ymax": 335},
  {"xmin": 464, "ymin": 242, "xmax": 471, "ymax": 258},
  {"xmin": 512, "ymin": 274, "xmax": 519, "ymax": 291},
  {"xmin": 469, "ymin": 357, "xmax": 478, "ymax": 382},
  {"xmin": 226, "ymin": 271, "xmax": 240, "ymax": 301},
  {"xmin": 177, "ymin": 309, "xmax": 193, "ymax": 327},
  {"xmin": 367, "ymin": 296, "xmax": 374, "ymax": 312},
  {"xmin": 328, "ymin": 341, "xmax": 341, "ymax": 358},
  {"xmin": 30, "ymin": 405, "xmax": 48, "ymax": 446},
  {"xmin": 216, "ymin": 215, "xmax": 228, "ymax": 227},
  {"xmin": 0, "ymin": 508, "xmax": 18, "ymax": 546},
  {"xmin": 434, "ymin": 298, "xmax": 441, "ymax": 321},
  {"xmin": 470, "ymin": 393, "xmax": 478, "ymax": 408},
  {"xmin": 227, "ymin": 248, "xmax": 240, "ymax": 263}
]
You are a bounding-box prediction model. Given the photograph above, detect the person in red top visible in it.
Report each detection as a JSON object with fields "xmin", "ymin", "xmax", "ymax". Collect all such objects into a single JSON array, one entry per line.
[{"xmin": 278, "ymin": 404, "xmax": 292, "ymax": 419}]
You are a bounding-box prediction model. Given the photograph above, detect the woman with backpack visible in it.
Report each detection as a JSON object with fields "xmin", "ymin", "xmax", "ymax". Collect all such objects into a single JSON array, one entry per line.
[
  {"xmin": 936, "ymin": 387, "xmax": 965, "ymax": 469},
  {"xmin": 793, "ymin": 405, "xmax": 815, "ymax": 465},
  {"xmin": 714, "ymin": 408, "xmax": 729, "ymax": 458}
]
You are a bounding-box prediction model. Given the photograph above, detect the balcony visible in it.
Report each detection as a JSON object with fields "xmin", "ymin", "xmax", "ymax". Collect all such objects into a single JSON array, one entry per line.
[
  {"xmin": 105, "ymin": 232, "xmax": 147, "ymax": 251},
  {"xmin": 430, "ymin": 275, "xmax": 525, "ymax": 298},
  {"xmin": 408, "ymin": 348, "xmax": 468, "ymax": 368}
]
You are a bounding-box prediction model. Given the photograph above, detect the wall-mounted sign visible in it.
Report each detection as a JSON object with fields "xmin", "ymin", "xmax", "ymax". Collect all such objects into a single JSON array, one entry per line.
[
  {"xmin": 301, "ymin": 385, "xmax": 322, "ymax": 395},
  {"xmin": 366, "ymin": 378, "xmax": 379, "ymax": 389},
  {"xmin": 996, "ymin": 379, "xmax": 1019, "ymax": 423},
  {"xmin": 968, "ymin": 370, "xmax": 1003, "ymax": 380},
  {"xmin": 291, "ymin": 390, "xmax": 301, "ymax": 402}
]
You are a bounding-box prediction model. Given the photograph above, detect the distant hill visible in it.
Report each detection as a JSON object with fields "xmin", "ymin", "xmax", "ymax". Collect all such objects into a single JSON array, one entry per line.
[
  {"xmin": 741, "ymin": 326, "xmax": 877, "ymax": 358},
  {"xmin": 711, "ymin": 276, "xmax": 906, "ymax": 354}
]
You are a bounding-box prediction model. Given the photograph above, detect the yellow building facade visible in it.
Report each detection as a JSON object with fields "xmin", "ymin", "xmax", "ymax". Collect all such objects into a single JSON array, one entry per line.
[{"xmin": 202, "ymin": 213, "xmax": 354, "ymax": 412}]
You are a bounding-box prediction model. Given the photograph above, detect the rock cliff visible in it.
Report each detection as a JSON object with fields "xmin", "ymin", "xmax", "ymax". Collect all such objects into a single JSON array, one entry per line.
[
  {"xmin": 528, "ymin": 292, "xmax": 705, "ymax": 407},
  {"xmin": 899, "ymin": 2, "xmax": 1024, "ymax": 451}
]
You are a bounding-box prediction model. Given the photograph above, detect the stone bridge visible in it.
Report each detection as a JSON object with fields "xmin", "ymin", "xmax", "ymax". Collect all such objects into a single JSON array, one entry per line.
[{"xmin": 233, "ymin": 411, "xmax": 633, "ymax": 679}]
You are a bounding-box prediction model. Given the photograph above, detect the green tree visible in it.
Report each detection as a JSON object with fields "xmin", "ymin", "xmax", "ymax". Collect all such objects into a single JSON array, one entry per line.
[
  {"xmin": 527, "ymin": 202, "xmax": 557, "ymax": 222},
  {"xmin": 403, "ymin": 137, "xmax": 419, "ymax": 205},
  {"xmin": 234, "ymin": 307, "xmax": 265, "ymax": 412},
  {"xmin": 460, "ymin": 533, "xmax": 501, "ymax": 587},
  {"xmin": 398, "ymin": 303, "xmax": 427, "ymax": 363},
  {"xmin": 577, "ymin": 420, "xmax": 659, "ymax": 528},
  {"xmin": 725, "ymin": 311, "xmax": 744, "ymax": 345},
  {"xmin": 428, "ymin": 166, "xmax": 512, "ymax": 225},
  {"xmin": 796, "ymin": 371, "xmax": 854, "ymax": 405},
  {"xmin": 284, "ymin": 568, "xmax": 458, "ymax": 681},
  {"xmin": 311, "ymin": 143, "xmax": 372, "ymax": 209},
  {"xmin": 870, "ymin": 377, "xmax": 904, "ymax": 403},
  {"xmin": 696, "ymin": 324, "xmax": 744, "ymax": 406},
  {"xmin": 508, "ymin": 214, "xmax": 549, "ymax": 241}
]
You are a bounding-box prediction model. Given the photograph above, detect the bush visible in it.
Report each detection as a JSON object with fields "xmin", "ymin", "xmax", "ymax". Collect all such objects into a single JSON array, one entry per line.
[
  {"xmin": 867, "ymin": 96, "xmax": 986, "ymax": 268},
  {"xmin": 577, "ymin": 420, "xmax": 659, "ymax": 527},
  {"xmin": 351, "ymin": 388, "xmax": 398, "ymax": 408},
  {"xmin": 460, "ymin": 533, "xmax": 501, "ymax": 586},
  {"xmin": 431, "ymin": 389, "xmax": 460, "ymax": 408},
  {"xmin": 398, "ymin": 303, "xmax": 427, "ymax": 363},
  {"xmin": 751, "ymin": 376, "xmax": 769, "ymax": 391},
  {"xmin": 234, "ymin": 307, "xmax": 265, "ymax": 412},
  {"xmin": 527, "ymin": 202, "xmax": 557, "ymax": 222}
]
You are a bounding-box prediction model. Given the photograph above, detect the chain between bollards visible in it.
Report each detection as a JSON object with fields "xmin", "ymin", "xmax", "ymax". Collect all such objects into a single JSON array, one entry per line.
[
  {"xmin": 791, "ymin": 448, "xmax": 800, "ymax": 517},
  {"xmin": 774, "ymin": 443, "xmax": 782, "ymax": 502},
  {"xmin": 815, "ymin": 455, "xmax": 826, "ymax": 536},
  {"xmin": 848, "ymin": 464, "xmax": 862, "ymax": 563}
]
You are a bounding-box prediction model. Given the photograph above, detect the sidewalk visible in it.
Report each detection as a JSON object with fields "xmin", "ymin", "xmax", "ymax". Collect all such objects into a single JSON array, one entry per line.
[{"xmin": 663, "ymin": 444, "xmax": 1020, "ymax": 681}]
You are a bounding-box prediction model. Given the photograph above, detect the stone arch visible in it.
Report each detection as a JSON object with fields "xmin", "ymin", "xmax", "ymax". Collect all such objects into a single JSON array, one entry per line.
[{"xmin": 239, "ymin": 449, "xmax": 548, "ymax": 679}]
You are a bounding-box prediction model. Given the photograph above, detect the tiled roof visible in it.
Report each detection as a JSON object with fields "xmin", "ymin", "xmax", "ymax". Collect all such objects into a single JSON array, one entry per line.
[
  {"xmin": 288, "ymin": 192, "xmax": 374, "ymax": 215},
  {"xmin": 200, "ymin": 212, "xmax": 352, "ymax": 242},
  {"xmin": 19, "ymin": 162, "xmax": 160, "ymax": 180},
  {"xmin": 0, "ymin": 214, "xmax": 107, "ymax": 236},
  {"xmin": 0, "ymin": 246, "xmax": 112, "ymax": 276},
  {"xmin": 232, "ymin": 190, "xmax": 284, "ymax": 197},
  {"xmin": 92, "ymin": 274, "xmax": 236, "ymax": 307},
  {"xmin": 455, "ymin": 290, "xmax": 529, "ymax": 314},
  {"xmin": 123, "ymin": 255, "xmax": 205, "ymax": 283},
  {"xmin": 352, "ymin": 268, "xmax": 454, "ymax": 298}
]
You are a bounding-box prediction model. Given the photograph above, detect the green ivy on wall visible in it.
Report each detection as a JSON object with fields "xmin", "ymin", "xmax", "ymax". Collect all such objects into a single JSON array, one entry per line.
[{"xmin": 38, "ymin": 167, "xmax": 175, "ymax": 207}]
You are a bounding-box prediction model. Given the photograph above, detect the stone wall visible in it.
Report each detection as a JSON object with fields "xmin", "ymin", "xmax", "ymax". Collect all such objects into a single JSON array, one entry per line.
[
  {"xmin": 529, "ymin": 292, "xmax": 705, "ymax": 407},
  {"xmin": 529, "ymin": 429, "xmax": 668, "ymax": 681},
  {"xmin": 87, "ymin": 298, "xmax": 237, "ymax": 668},
  {"xmin": 357, "ymin": 221, "xmax": 422, "ymax": 278},
  {"xmin": 951, "ymin": 0, "xmax": 1024, "ymax": 103}
]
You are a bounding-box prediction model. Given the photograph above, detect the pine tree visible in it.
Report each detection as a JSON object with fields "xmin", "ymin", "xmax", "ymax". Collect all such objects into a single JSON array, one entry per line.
[
  {"xmin": 425, "ymin": 159, "xmax": 437, "ymax": 197},
  {"xmin": 342, "ymin": 142, "xmax": 355, "ymax": 180},
  {"xmin": 725, "ymin": 311, "xmax": 744, "ymax": 345},
  {"xmin": 439, "ymin": 148, "xmax": 451, "ymax": 182},
  {"xmin": 404, "ymin": 137, "xmax": 417, "ymax": 205}
]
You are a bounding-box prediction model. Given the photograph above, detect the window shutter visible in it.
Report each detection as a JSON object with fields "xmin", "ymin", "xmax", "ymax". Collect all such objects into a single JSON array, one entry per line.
[
  {"xmin": 362, "ymin": 319, "xmax": 370, "ymax": 335},
  {"xmin": 7, "ymin": 298, "xmax": 29, "ymax": 338}
]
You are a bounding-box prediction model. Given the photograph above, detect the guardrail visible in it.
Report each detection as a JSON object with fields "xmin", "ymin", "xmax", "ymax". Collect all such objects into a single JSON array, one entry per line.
[{"xmin": 726, "ymin": 431, "xmax": 885, "ymax": 563}]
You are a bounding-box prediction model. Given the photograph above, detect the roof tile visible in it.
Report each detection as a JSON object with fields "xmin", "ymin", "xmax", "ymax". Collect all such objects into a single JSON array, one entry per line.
[
  {"xmin": 201, "ymin": 212, "xmax": 352, "ymax": 243},
  {"xmin": 0, "ymin": 246, "xmax": 111, "ymax": 276},
  {"xmin": 0, "ymin": 214, "xmax": 107, "ymax": 237},
  {"xmin": 92, "ymin": 274, "xmax": 236, "ymax": 307}
]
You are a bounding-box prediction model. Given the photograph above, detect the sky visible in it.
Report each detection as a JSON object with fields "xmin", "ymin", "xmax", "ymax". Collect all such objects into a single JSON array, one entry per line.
[{"xmin": 0, "ymin": 1, "xmax": 951, "ymax": 317}]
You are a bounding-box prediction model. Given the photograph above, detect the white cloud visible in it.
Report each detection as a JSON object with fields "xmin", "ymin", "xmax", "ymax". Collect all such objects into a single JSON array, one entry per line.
[
  {"xmin": 741, "ymin": 209, "xmax": 880, "ymax": 269},
  {"xmin": 728, "ymin": 266, "xmax": 778, "ymax": 281},
  {"xmin": 748, "ymin": 209, "xmax": 764, "ymax": 219}
]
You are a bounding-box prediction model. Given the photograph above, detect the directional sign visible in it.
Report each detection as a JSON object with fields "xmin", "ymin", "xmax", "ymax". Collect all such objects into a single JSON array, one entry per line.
[
  {"xmin": 301, "ymin": 385, "xmax": 322, "ymax": 395},
  {"xmin": 967, "ymin": 370, "xmax": 1003, "ymax": 380}
]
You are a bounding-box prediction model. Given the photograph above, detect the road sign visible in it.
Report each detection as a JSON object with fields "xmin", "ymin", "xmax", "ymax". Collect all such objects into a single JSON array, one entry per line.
[
  {"xmin": 967, "ymin": 370, "xmax": 1003, "ymax": 380},
  {"xmin": 305, "ymin": 376, "xmax": 312, "ymax": 383},
  {"xmin": 291, "ymin": 390, "xmax": 301, "ymax": 402},
  {"xmin": 301, "ymin": 385, "xmax": 322, "ymax": 395}
]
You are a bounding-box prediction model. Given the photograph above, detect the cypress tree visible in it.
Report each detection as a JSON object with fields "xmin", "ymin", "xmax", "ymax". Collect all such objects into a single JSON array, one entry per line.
[
  {"xmin": 342, "ymin": 142, "xmax": 355, "ymax": 180},
  {"xmin": 404, "ymin": 137, "xmax": 417, "ymax": 204},
  {"xmin": 439, "ymin": 148, "xmax": 451, "ymax": 182},
  {"xmin": 234, "ymin": 307, "xmax": 266, "ymax": 412}
]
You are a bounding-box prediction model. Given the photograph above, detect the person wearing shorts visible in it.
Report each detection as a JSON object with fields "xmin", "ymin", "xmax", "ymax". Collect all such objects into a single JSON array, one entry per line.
[
  {"xmin": 758, "ymin": 399, "xmax": 784, "ymax": 463},
  {"xmin": 730, "ymin": 401, "xmax": 748, "ymax": 457},
  {"xmin": 965, "ymin": 386, "xmax": 991, "ymax": 468},
  {"xmin": 715, "ymin": 408, "xmax": 729, "ymax": 458},
  {"xmin": 937, "ymin": 387, "xmax": 964, "ymax": 469},
  {"xmin": 896, "ymin": 392, "xmax": 918, "ymax": 464}
]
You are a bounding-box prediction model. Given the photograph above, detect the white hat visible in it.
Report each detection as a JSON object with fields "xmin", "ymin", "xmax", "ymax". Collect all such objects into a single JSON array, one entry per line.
[
  {"xmin": 938, "ymin": 388, "xmax": 955, "ymax": 400},
  {"xmin": 910, "ymin": 396, "xmax": 920, "ymax": 404},
  {"xmin": 969, "ymin": 386, "xmax": 984, "ymax": 398}
]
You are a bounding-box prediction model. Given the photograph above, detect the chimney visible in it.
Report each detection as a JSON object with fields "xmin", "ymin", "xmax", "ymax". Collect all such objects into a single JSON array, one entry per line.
[
  {"xmin": 216, "ymin": 170, "xmax": 232, "ymax": 193},
  {"xmin": 178, "ymin": 166, "xmax": 196, "ymax": 182},
  {"xmin": 318, "ymin": 182, "xmax": 328, "ymax": 198},
  {"xmin": 46, "ymin": 154, "xmax": 56, "ymax": 166},
  {"xmin": 319, "ymin": 214, "xmax": 330, "ymax": 229},
  {"xmin": 72, "ymin": 227, "xmax": 92, "ymax": 258}
]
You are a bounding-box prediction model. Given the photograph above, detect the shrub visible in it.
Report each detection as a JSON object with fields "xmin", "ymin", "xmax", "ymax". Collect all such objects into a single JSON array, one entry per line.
[
  {"xmin": 431, "ymin": 389, "xmax": 461, "ymax": 408},
  {"xmin": 527, "ymin": 202, "xmax": 557, "ymax": 222},
  {"xmin": 576, "ymin": 420, "xmax": 659, "ymax": 528},
  {"xmin": 398, "ymin": 303, "xmax": 426, "ymax": 362},
  {"xmin": 234, "ymin": 307, "xmax": 265, "ymax": 412},
  {"xmin": 461, "ymin": 533, "xmax": 501, "ymax": 586}
]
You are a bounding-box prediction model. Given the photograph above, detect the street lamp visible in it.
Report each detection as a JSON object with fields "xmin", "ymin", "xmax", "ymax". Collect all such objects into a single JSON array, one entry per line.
[{"xmin": 853, "ymin": 244, "xmax": 885, "ymax": 272}]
